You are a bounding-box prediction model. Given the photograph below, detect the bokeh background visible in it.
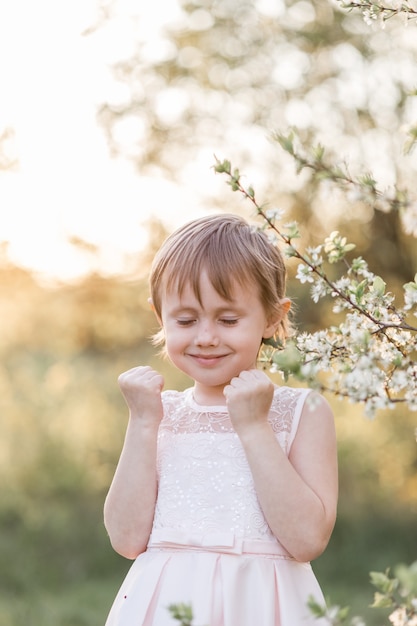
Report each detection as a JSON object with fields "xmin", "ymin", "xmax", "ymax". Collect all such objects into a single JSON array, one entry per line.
[{"xmin": 1, "ymin": 1, "xmax": 417, "ymax": 624}]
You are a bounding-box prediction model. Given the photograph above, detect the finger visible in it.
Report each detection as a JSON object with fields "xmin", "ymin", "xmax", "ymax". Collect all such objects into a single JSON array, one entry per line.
[
  {"xmin": 223, "ymin": 383, "xmax": 237, "ymax": 397},
  {"xmin": 229, "ymin": 376, "xmax": 245, "ymax": 388},
  {"xmin": 236, "ymin": 370, "xmax": 252, "ymax": 381},
  {"xmin": 246, "ymin": 369, "xmax": 267, "ymax": 381}
]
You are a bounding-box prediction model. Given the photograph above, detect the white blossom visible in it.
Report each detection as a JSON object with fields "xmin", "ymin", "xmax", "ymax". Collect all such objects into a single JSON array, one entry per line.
[
  {"xmin": 363, "ymin": 8, "xmax": 378, "ymax": 25},
  {"xmin": 296, "ymin": 263, "xmax": 315, "ymax": 283},
  {"xmin": 311, "ymin": 280, "xmax": 329, "ymax": 303},
  {"xmin": 305, "ymin": 245, "xmax": 324, "ymax": 265},
  {"xmin": 389, "ymin": 607, "xmax": 417, "ymax": 626},
  {"xmin": 255, "ymin": 200, "xmax": 417, "ymax": 413},
  {"xmin": 266, "ymin": 231, "xmax": 279, "ymax": 246},
  {"xmin": 404, "ymin": 276, "xmax": 417, "ymax": 311},
  {"xmin": 265, "ymin": 208, "xmax": 285, "ymax": 221}
]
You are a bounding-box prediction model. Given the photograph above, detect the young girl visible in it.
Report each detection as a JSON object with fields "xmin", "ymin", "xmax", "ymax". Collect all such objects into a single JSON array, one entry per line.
[{"xmin": 104, "ymin": 213, "xmax": 338, "ymax": 626}]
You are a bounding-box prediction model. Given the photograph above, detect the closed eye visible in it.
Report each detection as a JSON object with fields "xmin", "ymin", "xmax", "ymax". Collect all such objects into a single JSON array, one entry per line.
[
  {"xmin": 176, "ymin": 319, "xmax": 196, "ymax": 326},
  {"xmin": 219, "ymin": 318, "xmax": 238, "ymax": 326}
]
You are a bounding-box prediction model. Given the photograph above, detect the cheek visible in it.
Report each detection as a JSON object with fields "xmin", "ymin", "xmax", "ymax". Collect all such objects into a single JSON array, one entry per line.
[
  {"xmin": 164, "ymin": 326, "xmax": 185, "ymax": 353},
  {"xmin": 164, "ymin": 337, "xmax": 188, "ymax": 370},
  {"xmin": 163, "ymin": 336, "xmax": 178, "ymax": 364}
]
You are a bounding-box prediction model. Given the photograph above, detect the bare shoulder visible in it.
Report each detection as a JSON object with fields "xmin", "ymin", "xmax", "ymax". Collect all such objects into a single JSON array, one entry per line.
[
  {"xmin": 301, "ymin": 391, "xmax": 334, "ymax": 423},
  {"xmin": 290, "ymin": 391, "xmax": 337, "ymax": 461}
]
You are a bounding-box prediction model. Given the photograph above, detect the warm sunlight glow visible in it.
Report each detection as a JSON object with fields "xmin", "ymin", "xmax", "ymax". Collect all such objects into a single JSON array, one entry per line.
[{"xmin": 0, "ymin": 0, "xmax": 198, "ymax": 281}]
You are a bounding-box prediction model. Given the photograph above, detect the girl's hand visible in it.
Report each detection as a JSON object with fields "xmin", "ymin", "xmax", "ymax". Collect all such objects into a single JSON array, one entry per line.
[
  {"xmin": 223, "ymin": 369, "xmax": 274, "ymax": 434},
  {"xmin": 118, "ymin": 366, "xmax": 164, "ymax": 424}
]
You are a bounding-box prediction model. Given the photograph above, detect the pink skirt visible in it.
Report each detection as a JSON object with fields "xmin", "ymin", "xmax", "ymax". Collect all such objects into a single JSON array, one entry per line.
[{"xmin": 105, "ymin": 534, "xmax": 327, "ymax": 626}]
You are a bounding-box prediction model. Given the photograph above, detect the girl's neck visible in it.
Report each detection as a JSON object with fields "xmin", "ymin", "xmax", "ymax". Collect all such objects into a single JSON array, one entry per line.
[{"xmin": 192, "ymin": 384, "xmax": 227, "ymax": 407}]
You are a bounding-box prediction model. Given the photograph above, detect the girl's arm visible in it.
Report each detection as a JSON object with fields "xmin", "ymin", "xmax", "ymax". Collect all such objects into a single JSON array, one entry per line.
[
  {"xmin": 103, "ymin": 366, "xmax": 164, "ymax": 559},
  {"xmin": 224, "ymin": 370, "xmax": 338, "ymax": 563}
]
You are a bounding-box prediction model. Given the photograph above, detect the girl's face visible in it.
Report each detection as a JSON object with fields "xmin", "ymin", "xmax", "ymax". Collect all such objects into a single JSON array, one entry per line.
[{"xmin": 160, "ymin": 271, "xmax": 280, "ymax": 405}]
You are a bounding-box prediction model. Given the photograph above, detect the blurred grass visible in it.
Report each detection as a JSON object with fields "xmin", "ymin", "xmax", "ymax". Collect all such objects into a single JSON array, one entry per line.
[
  {"xmin": 1, "ymin": 265, "xmax": 416, "ymax": 625},
  {"xmin": 0, "ymin": 579, "xmax": 120, "ymax": 626}
]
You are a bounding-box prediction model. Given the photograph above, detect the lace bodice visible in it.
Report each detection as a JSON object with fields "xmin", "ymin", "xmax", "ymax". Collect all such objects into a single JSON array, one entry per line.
[{"xmin": 151, "ymin": 386, "xmax": 310, "ymax": 543}]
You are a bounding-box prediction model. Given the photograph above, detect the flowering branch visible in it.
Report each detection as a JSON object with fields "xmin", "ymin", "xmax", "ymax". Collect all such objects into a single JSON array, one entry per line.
[
  {"xmin": 274, "ymin": 131, "xmax": 413, "ymax": 221},
  {"xmin": 309, "ymin": 562, "xmax": 417, "ymax": 626},
  {"xmin": 335, "ymin": 0, "xmax": 417, "ymax": 25},
  {"xmin": 213, "ymin": 157, "xmax": 417, "ymax": 415}
]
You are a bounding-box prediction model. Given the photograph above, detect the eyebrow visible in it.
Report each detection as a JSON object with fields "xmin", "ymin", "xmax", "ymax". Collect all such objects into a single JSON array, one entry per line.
[{"xmin": 168, "ymin": 305, "xmax": 242, "ymax": 317}]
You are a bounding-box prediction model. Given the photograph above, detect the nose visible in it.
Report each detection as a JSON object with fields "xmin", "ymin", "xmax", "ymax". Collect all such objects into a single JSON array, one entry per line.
[{"xmin": 194, "ymin": 321, "xmax": 219, "ymax": 346}]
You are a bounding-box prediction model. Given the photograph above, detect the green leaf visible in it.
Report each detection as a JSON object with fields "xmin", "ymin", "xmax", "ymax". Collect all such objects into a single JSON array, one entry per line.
[
  {"xmin": 284, "ymin": 245, "xmax": 298, "ymax": 258},
  {"xmin": 372, "ymin": 276, "xmax": 386, "ymax": 297},
  {"xmin": 404, "ymin": 279, "xmax": 417, "ymax": 292},
  {"xmin": 284, "ymin": 221, "xmax": 301, "ymax": 239},
  {"xmin": 213, "ymin": 158, "xmax": 232, "ymax": 174},
  {"xmin": 355, "ymin": 279, "xmax": 368, "ymax": 301},
  {"xmin": 168, "ymin": 603, "xmax": 194, "ymax": 625},
  {"xmin": 263, "ymin": 336, "xmax": 283, "ymax": 349},
  {"xmin": 272, "ymin": 343, "xmax": 303, "ymax": 373},
  {"xmin": 371, "ymin": 592, "xmax": 394, "ymax": 608},
  {"xmin": 338, "ymin": 605, "xmax": 350, "ymax": 620},
  {"xmin": 307, "ymin": 595, "xmax": 326, "ymax": 617},
  {"xmin": 358, "ymin": 172, "xmax": 377, "ymax": 188},
  {"xmin": 274, "ymin": 131, "xmax": 295, "ymax": 155},
  {"xmin": 370, "ymin": 570, "xmax": 397, "ymax": 594},
  {"xmin": 312, "ymin": 143, "xmax": 325, "ymax": 162},
  {"xmin": 395, "ymin": 561, "xmax": 417, "ymax": 596}
]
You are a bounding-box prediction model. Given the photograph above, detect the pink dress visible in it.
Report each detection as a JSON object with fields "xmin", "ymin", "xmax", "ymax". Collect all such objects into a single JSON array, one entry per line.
[{"xmin": 105, "ymin": 386, "xmax": 328, "ymax": 626}]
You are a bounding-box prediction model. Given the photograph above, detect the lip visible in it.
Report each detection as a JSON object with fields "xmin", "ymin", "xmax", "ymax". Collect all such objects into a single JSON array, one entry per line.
[{"xmin": 187, "ymin": 353, "xmax": 229, "ymax": 366}]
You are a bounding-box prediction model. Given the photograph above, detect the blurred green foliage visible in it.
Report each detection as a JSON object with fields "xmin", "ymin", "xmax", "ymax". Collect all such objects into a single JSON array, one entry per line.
[{"xmin": 0, "ymin": 257, "xmax": 416, "ymax": 625}]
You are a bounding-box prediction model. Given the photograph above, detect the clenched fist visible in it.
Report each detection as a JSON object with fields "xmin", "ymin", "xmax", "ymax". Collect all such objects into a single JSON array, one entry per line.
[
  {"xmin": 118, "ymin": 366, "xmax": 164, "ymax": 425},
  {"xmin": 223, "ymin": 369, "xmax": 274, "ymax": 435}
]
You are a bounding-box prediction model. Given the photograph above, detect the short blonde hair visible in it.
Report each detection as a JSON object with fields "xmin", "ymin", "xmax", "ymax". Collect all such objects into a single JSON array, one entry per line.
[{"xmin": 150, "ymin": 213, "xmax": 291, "ymax": 343}]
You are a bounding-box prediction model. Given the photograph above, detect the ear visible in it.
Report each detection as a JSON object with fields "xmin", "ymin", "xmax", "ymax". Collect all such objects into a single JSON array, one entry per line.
[
  {"xmin": 148, "ymin": 297, "xmax": 162, "ymax": 325},
  {"xmin": 263, "ymin": 298, "xmax": 291, "ymax": 339}
]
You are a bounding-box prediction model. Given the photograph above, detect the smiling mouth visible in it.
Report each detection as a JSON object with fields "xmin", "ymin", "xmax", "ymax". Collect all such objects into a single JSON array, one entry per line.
[{"xmin": 188, "ymin": 354, "xmax": 229, "ymax": 365}]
